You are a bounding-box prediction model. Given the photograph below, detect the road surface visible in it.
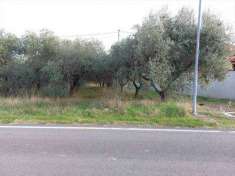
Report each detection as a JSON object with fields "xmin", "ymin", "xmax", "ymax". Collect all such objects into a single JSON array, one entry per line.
[{"xmin": 0, "ymin": 126, "xmax": 235, "ymax": 176}]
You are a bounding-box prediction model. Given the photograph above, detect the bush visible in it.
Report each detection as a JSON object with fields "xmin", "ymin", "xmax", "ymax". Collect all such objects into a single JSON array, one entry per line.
[
  {"xmin": 40, "ymin": 62, "xmax": 70, "ymax": 97},
  {"xmin": 0, "ymin": 62, "xmax": 36, "ymax": 96},
  {"xmin": 159, "ymin": 102, "xmax": 186, "ymax": 118},
  {"xmin": 41, "ymin": 82, "xmax": 69, "ymax": 97}
]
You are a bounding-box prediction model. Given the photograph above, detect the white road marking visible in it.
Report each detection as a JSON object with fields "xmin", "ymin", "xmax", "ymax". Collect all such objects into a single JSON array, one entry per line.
[{"xmin": 0, "ymin": 125, "xmax": 234, "ymax": 134}]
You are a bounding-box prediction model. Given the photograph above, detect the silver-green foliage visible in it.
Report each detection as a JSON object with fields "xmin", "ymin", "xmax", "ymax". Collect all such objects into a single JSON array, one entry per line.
[{"xmin": 114, "ymin": 8, "xmax": 230, "ymax": 99}]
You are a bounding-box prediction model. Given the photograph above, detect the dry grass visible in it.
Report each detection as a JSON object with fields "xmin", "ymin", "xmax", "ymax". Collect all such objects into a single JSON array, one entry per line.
[{"xmin": 0, "ymin": 86, "xmax": 234, "ymax": 128}]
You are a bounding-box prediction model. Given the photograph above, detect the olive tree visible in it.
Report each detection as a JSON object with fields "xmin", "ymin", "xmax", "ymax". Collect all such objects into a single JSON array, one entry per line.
[
  {"xmin": 134, "ymin": 9, "xmax": 230, "ymax": 100},
  {"xmin": 0, "ymin": 62, "xmax": 36, "ymax": 96},
  {"xmin": 22, "ymin": 30, "xmax": 60, "ymax": 90},
  {"xmin": 110, "ymin": 37, "xmax": 143, "ymax": 95},
  {"xmin": 0, "ymin": 30, "xmax": 22, "ymax": 65}
]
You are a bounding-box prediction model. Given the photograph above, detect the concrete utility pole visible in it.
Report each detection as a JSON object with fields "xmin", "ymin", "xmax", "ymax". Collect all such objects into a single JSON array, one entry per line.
[
  {"xmin": 118, "ymin": 29, "xmax": 120, "ymax": 41},
  {"xmin": 192, "ymin": 0, "xmax": 203, "ymax": 115}
]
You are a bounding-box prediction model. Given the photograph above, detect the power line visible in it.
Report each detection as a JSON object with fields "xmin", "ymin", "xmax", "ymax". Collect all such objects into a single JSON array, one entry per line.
[
  {"xmin": 60, "ymin": 30, "xmax": 135, "ymax": 39},
  {"xmin": 119, "ymin": 30, "xmax": 134, "ymax": 34},
  {"xmin": 61, "ymin": 31, "xmax": 117, "ymax": 39}
]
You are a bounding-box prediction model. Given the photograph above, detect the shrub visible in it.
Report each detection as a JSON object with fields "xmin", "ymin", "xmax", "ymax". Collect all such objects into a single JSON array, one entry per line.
[
  {"xmin": 159, "ymin": 102, "xmax": 186, "ymax": 118},
  {"xmin": 40, "ymin": 62, "xmax": 70, "ymax": 97},
  {"xmin": 0, "ymin": 62, "xmax": 36, "ymax": 96},
  {"xmin": 41, "ymin": 82, "xmax": 69, "ymax": 97}
]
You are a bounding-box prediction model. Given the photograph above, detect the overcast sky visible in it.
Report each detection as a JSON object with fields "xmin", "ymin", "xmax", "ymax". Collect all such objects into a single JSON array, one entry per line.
[{"xmin": 0, "ymin": 0, "xmax": 235, "ymax": 49}]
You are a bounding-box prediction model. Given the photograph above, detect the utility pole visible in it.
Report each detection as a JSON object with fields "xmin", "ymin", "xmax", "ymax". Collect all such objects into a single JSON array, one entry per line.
[
  {"xmin": 118, "ymin": 29, "xmax": 120, "ymax": 41},
  {"xmin": 192, "ymin": 0, "xmax": 203, "ymax": 115}
]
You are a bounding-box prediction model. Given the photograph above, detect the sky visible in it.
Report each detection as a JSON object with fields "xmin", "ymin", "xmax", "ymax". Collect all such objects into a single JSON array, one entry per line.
[{"xmin": 0, "ymin": 0, "xmax": 235, "ymax": 49}]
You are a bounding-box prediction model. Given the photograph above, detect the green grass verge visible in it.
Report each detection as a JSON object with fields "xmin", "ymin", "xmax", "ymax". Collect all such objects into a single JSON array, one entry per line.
[
  {"xmin": 0, "ymin": 87, "xmax": 234, "ymax": 128},
  {"xmin": 0, "ymin": 95, "xmax": 215, "ymax": 128}
]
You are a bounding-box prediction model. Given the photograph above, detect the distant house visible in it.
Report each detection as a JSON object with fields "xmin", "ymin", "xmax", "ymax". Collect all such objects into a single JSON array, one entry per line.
[
  {"xmin": 193, "ymin": 52, "xmax": 235, "ymax": 100},
  {"xmin": 228, "ymin": 55, "xmax": 235, "ymax": 71},
  {"xmin": 185, "ymin": 46, "xmax": 235, "ymax": 100}
]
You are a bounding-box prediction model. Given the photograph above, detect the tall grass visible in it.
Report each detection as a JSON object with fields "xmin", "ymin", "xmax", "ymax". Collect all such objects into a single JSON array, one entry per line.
[{"xmin": 0, "ymin": 87, "xmax": 221, "ymax": 128}]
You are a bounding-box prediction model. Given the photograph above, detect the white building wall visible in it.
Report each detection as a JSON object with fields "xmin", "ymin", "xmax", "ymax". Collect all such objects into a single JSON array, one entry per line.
[{"xmin": 197, "ymin": 71, "xmax": 235, "ymax": 100}]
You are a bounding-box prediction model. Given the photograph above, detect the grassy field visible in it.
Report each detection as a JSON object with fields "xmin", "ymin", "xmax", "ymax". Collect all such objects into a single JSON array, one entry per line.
[{"xmin": 0, "ymin": 86, "xmax": 235, "ymax": 128}]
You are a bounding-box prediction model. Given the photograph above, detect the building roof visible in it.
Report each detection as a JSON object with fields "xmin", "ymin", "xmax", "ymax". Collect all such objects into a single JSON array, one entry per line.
[{"xmin": 228, "ymin": 55, "xmax": 235, "ymax": 63}]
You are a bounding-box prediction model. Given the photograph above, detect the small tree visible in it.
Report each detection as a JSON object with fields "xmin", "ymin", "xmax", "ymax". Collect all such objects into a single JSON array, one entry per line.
[
  {"xmin": 110, "ymin": 37, "xmax": 143, "ymax": 95},
  {"xmin": 22, "ymin": 30, "xmax": 60, "ymax": 90}
]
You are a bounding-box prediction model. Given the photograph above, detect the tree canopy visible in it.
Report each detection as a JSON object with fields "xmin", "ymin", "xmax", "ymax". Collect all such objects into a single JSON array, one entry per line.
[
  {"xmin": 0, "ymin": 8, "xmax": 231, "ymax": 99},
  {"xmin": 110, "ymin": 8, "xmax": 230, "ymax": 100}
]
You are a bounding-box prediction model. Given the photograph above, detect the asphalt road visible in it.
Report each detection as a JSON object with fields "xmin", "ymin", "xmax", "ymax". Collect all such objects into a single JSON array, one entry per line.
[{"xmin": 0, "ymin": 126, "xmax": 235, "ymax": 176}]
